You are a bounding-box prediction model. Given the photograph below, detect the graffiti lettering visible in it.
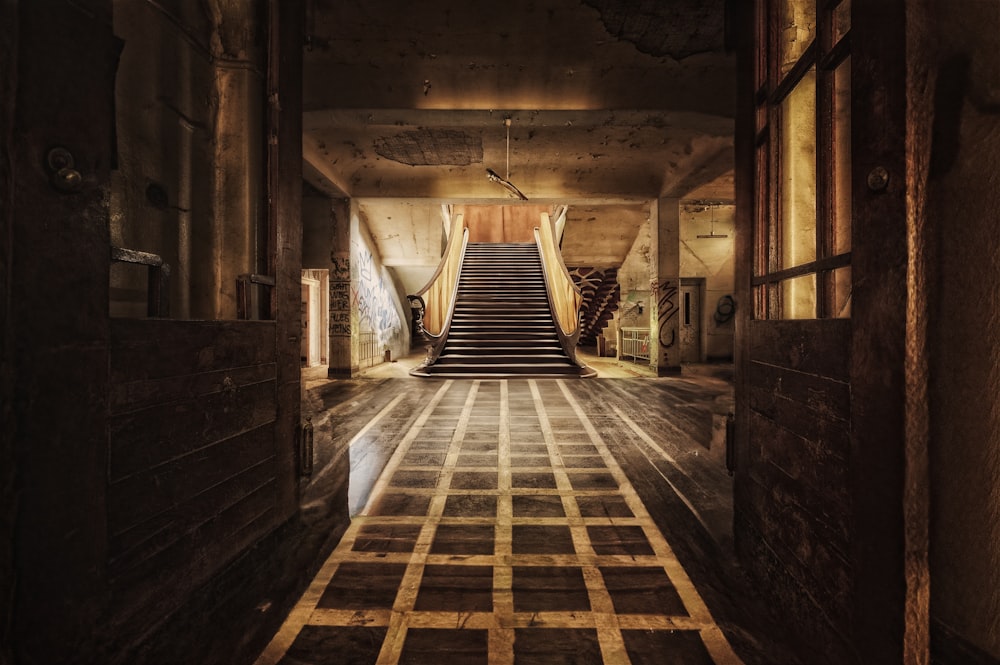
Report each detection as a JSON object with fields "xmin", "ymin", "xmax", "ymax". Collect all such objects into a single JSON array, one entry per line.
[
  {"xmin": 657, "ymin": 281, "xmax": 679, "ymax": 348},
  {"xmin": 330, "ymin": 256, "xmax": 350, "ymax": 280},
  {"xmin": 329, "ymin": 278, "xmax": 352, "ymax": 338}
]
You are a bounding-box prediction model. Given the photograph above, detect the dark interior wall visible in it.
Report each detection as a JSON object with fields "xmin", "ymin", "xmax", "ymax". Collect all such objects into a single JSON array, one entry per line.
[
  {"xmin": 270, "ymin": 0, "xmax": 305, "ymax": 527},
  {"xmin": 848, "ymin": 3, "xmax": 910, "ymax": 664},
  {"xmin": 9, "ymin": 1, "xmax": 116, "ymax": 662},
  {"xmin": 110, "ymin": 0, "xmax": 214, "ymax": 318},
  {"xmin": 111, "ymin": 0, "xmax": 265, "ymax": 320},
  {"xmin": 919, "ymin": 1, "xmax": 1000, "ymax": 661},
  {"xmin": 302, "ymin": 185, "xmax": 333, "ymax": 269},
  {"xmin": 6, "ymin": 1, "xmax": 303, "ymax": 662}
]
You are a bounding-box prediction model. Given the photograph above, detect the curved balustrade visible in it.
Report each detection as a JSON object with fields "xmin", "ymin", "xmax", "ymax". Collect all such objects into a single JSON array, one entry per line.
[
  {"xmin": 409, "ymin": 214, "xmax": 468, "ymax": 365},
  {"xmin": 535, "ymin": 212, "xmax": 584, "ymax": 362}
]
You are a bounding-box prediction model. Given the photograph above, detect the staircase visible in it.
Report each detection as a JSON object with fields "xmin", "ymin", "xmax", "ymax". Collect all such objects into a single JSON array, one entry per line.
[{"xmin": 418, "ymin": 243, "xmax": 584, "ymax": 378}]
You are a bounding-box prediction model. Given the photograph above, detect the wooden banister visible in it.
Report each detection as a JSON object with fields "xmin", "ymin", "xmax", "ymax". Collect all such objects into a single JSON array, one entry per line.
[
  {"xmin": 535, "ymin": 212, "xmax": 583, "ymax": 361},
  {"xmin": 409, "ymin": 214, "xmax": 468, "ymax": 367}
]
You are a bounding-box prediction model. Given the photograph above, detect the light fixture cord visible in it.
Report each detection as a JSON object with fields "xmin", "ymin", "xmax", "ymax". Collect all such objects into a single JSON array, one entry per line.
[{"xmin": 506, "ymin": 122, "xmax": 511, "ymax": 180}]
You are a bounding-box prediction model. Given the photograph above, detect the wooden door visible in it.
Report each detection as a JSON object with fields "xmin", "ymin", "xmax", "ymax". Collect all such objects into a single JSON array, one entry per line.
[
  {"xmin": 734, "ymin": 0, "xmax": 908, "ymax": 661},
  {"xmin": 679, "ymin": 279, "xmax": 702, "ymax": 363}
]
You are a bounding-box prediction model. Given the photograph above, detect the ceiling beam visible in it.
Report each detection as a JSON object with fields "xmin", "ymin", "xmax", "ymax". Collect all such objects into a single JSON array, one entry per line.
[{"xmin": 303, "ymin": 137, "xmax": 352, "ymax": 197}]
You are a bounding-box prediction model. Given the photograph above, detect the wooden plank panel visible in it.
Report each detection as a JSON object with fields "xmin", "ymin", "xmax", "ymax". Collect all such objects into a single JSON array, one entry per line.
[
  {"xmin": 748, "ymin": 360, "xmax": 850, "ymax": 422},
  {"xmin": 461, "ymin": 206, "xmax": 505, "ymax": 243},
  {"xmin": 109, "ymin": 454, "xmax": 276, "ymax": 571},
  {"xmin": 749, "ymin": 382, "xmax": 850, "ymax": 459},
  {"xmin": 748, "ymin": 318, "xmax": 851, "ymax": 381},
  {"xmin": 108, "ymin": 423, "xmax": 275, "ymax": 538},
  {"xmin": 109, "ymin": 379, "xmax": 277, "ymax": 481},
  {"xmin": 743, "ymin": 475, "xmax": 853, "ymax": 626},
  {"xmin": 744, "ymin": 462, "xmax": 851, "ymax": 562},
  {"xmin": 455, "ymin": 204, "xmax": 548, "ymax": 243},
  {"xmin": 110, "ymin": 319, "xmax": 276, "ymax": 382},
  {"xmin": 748, "ymin": 411, "xmax": 851, "ymax": 539},
  {"xmin": 503, "ymin": 205, "xmax": 547, "ymax": 243},
  {"xmin": 109, "ymin": 478, "xmax": 276, "ymax": 598},
  {"xmin": 110, "ymin": 362, "xmax": 276, "ymax": 414},
  {"xmin": 734, "ymin": 519, "xmax": 855, "ymax": 660}
]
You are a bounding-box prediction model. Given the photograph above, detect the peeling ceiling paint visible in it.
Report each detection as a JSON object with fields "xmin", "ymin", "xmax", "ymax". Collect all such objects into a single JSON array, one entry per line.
[{"xmin": 374, "ymin": 129, "xmax": 483, "ymax": 166}]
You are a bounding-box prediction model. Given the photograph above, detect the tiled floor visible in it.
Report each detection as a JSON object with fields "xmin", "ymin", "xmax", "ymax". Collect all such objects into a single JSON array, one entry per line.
[{"xmin": 256, "ymin": 379, "xmax": 744, "ymax": 665}]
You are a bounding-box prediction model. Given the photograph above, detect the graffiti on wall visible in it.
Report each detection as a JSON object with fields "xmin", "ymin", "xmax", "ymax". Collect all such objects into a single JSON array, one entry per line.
[
  {"xmin": 657, "ymin": 280, "xmax": 678, "ymax": 349},
  {"xmin": 329, "ymin": 279, "xmax": 351, "ymax": 337},
  {"xmin": 353, "ymin": 240, "xmax": 402, "ymax": 348},
  {"xmin": 330, "ymin": 255, "xmax": 350, "ymax": 281}
]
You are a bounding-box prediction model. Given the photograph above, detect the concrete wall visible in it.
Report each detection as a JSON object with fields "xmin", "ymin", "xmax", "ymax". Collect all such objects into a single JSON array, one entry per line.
[
  {"xmin": 612, "ymin": 205, "xmax": 735, "ymax": 363},
  {"xmin": 302, "ymin": 188, "xmax": 334, "ymax": 270},
  {"xmin": 613, "ymin": 217, "xmax": 653, "ymax": 343},
  {"xmin": 918, "ymin": 1, "xmax": 1000, "ymax": 659},
  {"xmin": 111, "ymin": 0, "xmax": 264, "ymax": 320},
  {"xmin": 353, "ymin": 216, "xmax": 410, "ymax": 363},
  {"xmin": 679, "ymin": 203, "xmax": 736, "ymax": 360}
]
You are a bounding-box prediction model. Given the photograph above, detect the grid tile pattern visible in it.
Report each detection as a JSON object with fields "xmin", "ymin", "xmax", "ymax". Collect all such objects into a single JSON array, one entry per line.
[{"xmin": 256, "ymin": 380, "xmax": 743, "ymax": 665}]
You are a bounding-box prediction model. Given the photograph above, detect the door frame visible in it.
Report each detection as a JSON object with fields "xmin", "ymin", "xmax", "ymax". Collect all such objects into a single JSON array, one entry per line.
[{"xmin": 679, "ymin": 277, "xmax": 704, "ymax": 363}]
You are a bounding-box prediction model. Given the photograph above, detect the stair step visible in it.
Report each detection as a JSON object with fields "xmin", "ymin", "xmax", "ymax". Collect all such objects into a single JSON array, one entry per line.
[
  {"xmin": 446, "ymin": 339, "xmax": 560, "ymax": 347},
  {"xmin": 447, "ymin": 332, "xmax": 560, "ymax": 341},
  {"xmin": 458, "ymin": 285, "xmax": 546, "ymax": 290},
  {"xmin": 451, "ymin": 317, "xmax": 552, "ymax": 330},
  {"xmin": 435, "ymin": 354, "xmax": 572, "ymax": 365},
  {"xmin": 425, "ymin": 362, "xmax": 579, "ymax": 373},
  {"xmin": 450, "ymin": 320, "xmax": 554, "ymax": 327},
  {"xmin": 442, "ymin": 345, "xmax": 564, "ymax": 353},
  {"xmin": 453, "ymin": 312, "xmax": 552, "ymax": 317}
]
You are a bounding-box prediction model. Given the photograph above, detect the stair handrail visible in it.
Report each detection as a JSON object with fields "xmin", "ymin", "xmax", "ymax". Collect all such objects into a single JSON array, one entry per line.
[
  {"xmin": 409, "ymin": 214, "xmax": 468, "ymax": 368},
  {"xmin": 535, "ymin": 212, "xmax": 584, "ymax": 363}
]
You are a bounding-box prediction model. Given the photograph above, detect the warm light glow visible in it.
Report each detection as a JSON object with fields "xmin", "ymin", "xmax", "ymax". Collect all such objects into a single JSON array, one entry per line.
[
  {"xmin": 832, "ymin": 58, "xmax": 853, "ymax": 318},
  {"xmin": 781, "ymin": 274, "xmax": 817, "ymax": 320},
  {"xmin": 833, "ymin": 57, "xmax": 852, "ymax": 257},
  {"xmin": 780, "ymin": 0, "xmax": 817, "ymax": 76},
  {"xmin": 779, "ymin": 68, "xmax": 817, "ymax": 318}
]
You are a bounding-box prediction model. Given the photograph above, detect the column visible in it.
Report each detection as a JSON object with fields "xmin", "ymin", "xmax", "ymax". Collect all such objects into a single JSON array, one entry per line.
[
  {"xmin": 328, "ymin": 197, "xmax": 354, "ymax": 377},
  {"xmin": 650, "ymin": 197, "xmax": 681, "ymax": 375}
]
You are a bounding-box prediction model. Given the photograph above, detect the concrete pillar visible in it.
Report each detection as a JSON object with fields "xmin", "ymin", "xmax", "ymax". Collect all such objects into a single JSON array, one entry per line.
[
  {"xmin": 349, "ymin": 201, "xmax": 362, "ymax": 373},
  {"xmin": 650, "ymin": 197, "xmax": 681, "ymax": 375},
  {"xmin": 328, "ymin": 197, "xmax": 354, "ymax": 377},
  {"xmin": 191, "ymin": 3, "xmax": 265, "ymax": 320}
]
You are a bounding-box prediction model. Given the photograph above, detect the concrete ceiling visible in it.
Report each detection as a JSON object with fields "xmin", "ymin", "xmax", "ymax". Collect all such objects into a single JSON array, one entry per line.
[{"xmin": 302, "ymin": 0, "xmax": 736, "ymax": 282}]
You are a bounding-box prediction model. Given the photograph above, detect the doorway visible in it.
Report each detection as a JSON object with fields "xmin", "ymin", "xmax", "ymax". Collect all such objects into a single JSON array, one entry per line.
[
  {"xmin": 301, "ymin": 270, "xmax": 329, "ymax": 367},
  {"xmin": 679, "ymin": 278, "xmax": 703, "ymax": 363}
]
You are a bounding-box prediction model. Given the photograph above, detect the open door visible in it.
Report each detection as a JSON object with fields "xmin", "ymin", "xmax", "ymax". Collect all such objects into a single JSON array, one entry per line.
[{"xmin": 734, "ymin": 0, "xmax": 908, "ymax": 661}]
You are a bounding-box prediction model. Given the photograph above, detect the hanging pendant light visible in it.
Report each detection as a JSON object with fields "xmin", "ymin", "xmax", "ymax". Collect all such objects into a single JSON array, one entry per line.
[
  {"xmin": 486, "ymin": 117, "xmax": 528, "ymax": 200},
  {"xmin": 696, "ymin": 203, "xmax": 728, "ymax": 239}
]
